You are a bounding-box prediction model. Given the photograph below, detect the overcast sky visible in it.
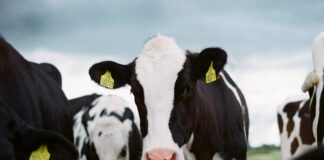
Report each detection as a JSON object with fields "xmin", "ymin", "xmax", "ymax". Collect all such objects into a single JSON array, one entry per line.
[{"xmin": 1, "ymin": 0, "xmax": 324, "ymax": 147}]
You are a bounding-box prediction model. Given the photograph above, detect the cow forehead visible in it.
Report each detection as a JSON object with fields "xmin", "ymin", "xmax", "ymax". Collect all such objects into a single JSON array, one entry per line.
[
  {"xmin": 89, "ymin": 95, "xmax": 127, "ymax": 117},
  {"xmin": 135, "ymin": 35, "xmax": 186, "ymax": 108}
]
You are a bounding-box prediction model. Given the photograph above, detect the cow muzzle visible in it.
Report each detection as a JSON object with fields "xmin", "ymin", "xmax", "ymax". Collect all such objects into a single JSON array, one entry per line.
[{"xmin": 146, "ymin": 149, "xmax": 177, "ymax": 160}]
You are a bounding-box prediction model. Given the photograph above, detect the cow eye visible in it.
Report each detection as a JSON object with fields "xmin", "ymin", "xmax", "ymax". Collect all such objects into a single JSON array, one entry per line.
[{"xmin": 98, "ymin": 131, "xmax": 102, "ymax": 137}]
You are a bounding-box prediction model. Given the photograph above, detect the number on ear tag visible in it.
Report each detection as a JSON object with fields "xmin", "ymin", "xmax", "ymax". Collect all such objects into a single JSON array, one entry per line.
[
  {"xmin": 29, "ymin": 145, "xmax": 50, "ymax": 160},
  {"xmin": 100, "ymin": 71, "xmax": 115, "ymax": 89},
  {"xmin": 205, "ymin": 61, "xmax": 217, "ymax": 84}
]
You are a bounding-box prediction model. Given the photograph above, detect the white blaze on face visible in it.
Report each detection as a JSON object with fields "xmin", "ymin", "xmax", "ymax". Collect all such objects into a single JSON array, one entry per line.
[
  {"xmin": 135, "ymin": 35, "xmax": 186, "ymax": 159},
  {"xmin": 88, "ymin": 96, "xmax": 132, "ymax": 160},
  {"xmin": 311, "ymin": 32, "xmax": 324, "ymax": 142}
]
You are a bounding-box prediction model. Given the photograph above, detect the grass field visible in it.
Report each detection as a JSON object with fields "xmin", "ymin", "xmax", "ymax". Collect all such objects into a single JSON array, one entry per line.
[{"xmin": 247, "ymin": 145, "xmax": 281, "ymax": 160}]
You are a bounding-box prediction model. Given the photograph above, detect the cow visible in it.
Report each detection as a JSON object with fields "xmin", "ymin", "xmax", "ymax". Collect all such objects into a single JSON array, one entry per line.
[
  {"xmin": 277, "ymin": 72, "xmax": 318, "ymax": 159},
  {"xmin": 70, "ymin": 94, "xmax": 142, "ymax": 160},
  {"xmin": 311, "ymin": 32, "xmax": 324, "ymax": 145},
  {"xmin": 88, "ymin": 35, "xmax": 249, "ymax": 160},
  {"xmin": 0, "ymin": 36, "xmax": 77, "ymax": 159},
  {"xmin": 278, "ymin": 31, "xmax": 324, "ymax": 160}
]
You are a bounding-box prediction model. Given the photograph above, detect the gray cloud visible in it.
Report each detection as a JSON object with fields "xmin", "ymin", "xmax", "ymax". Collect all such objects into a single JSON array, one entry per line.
[{"xmin": 0, "ymin": 0, "xmax": 324, "ymax": 58}]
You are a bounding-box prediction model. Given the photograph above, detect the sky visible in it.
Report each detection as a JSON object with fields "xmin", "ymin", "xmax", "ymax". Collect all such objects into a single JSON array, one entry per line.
[{"xmin": 1, "ymin": 0, "xmax": 324, "ymax": 147}]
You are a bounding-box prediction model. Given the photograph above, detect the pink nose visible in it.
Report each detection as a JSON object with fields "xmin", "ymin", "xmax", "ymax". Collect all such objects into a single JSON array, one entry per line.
[{"xmin": 146, "ymin": 149, "xmax": 176, "ymax": 160}]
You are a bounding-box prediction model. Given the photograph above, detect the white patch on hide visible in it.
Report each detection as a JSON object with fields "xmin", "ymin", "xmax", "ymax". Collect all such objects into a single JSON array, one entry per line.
[
  {"xmin": 301, "ymin": 71, "xmax": 319, "ymax": 92},
  {"xmin": 183, "ymin": 134, "xmax": 196, "ymax": 160},
  {"xmin": 219, "ymin": 72, "xmax": 247, "ymax": 141},
  {"xmin": 73, "ymin": 108, "xmax": 89, "ymax": 160},
  {"xmin": 311, "ymin": 32, "xmax": 324, "ymax": 144},
  {"xmin": 278, "ymin": 99, "xmax": 316, "ymax": 160},
  {"xmin": 212, "ymin": 152, "xmax": 223, "ymax": 160}
]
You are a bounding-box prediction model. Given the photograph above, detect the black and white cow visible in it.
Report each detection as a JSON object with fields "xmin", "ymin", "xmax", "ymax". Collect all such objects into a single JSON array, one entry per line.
[
  {"xmin": 277, "ymin": 72, "xmax": 318, "ymax": 159},
  {"xmin": 0, "ymin": 37, "xmax": 77, "ymax": 159},
  {"xmin": 89, "ymin": 35, "xmax": 249, "ymax": 160},
  {"xmin": 278, "ymin": 31, "xmax": 324, "ymax": 160},
  {"xmin": 70, "ymin": 94, "xmax": 142, "ymax": 160},
  {"xmin": 311, "ymin": 32, "xmax": 324, "ymax": 146}
]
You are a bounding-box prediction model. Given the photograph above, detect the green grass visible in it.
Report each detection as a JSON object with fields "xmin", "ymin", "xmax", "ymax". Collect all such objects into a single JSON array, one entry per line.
[{"xmin": 247, "ymin": 145, "xmax": 281, "ymax": 160}]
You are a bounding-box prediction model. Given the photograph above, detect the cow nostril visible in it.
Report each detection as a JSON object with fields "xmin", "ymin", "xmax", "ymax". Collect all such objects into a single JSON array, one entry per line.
[{"xmin": 170, "ymin": 153, "xmax": 176, "ymax": 160}]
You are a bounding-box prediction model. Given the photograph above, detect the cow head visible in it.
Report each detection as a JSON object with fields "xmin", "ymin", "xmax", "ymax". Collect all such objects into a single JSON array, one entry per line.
[
  {"xmin": 0, "ymin": 102, "xmax": 78, "ymax": 160},
  {"xmin": 89, "ymin": 35, "xmax": 227, "ymax": 160},
  {"xmin": 73, "ymin": 95, "xmax": 142, "ymax": 160},
  {"xmin": 88, "ymin": 116, "xmax": 131, "ymax": 160}
]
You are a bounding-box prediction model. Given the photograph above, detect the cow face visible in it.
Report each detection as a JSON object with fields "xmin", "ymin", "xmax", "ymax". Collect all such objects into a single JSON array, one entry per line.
[
  {"xmin": 73, "ymin": 95, "xmax": 139, "ymax": 160},
  {"xmin": 89, "ymin": 117, "xmax": 131, "ymax": 160},
  {"xmin": 89, "ymin": 35, "xmax": 227, "ymax": 160}
]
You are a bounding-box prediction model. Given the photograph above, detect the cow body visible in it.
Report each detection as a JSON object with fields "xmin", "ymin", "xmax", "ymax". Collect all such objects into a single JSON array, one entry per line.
[
  {"xmin": 278, "ymin": 72, "xmax": 323, "ymax": 160},
  {"xmin": 277, "ymin": 97, "xmax": 316, "ymax": 159},
  {"xmin": 70, "ymin": 94, "xmax": 142, "ymax": 160},
  {"xmin": 278, "ymin": 32, "xmax": 324, "ymax": 160},
  {"xmin": 89, "ymin": 35, "xmax": 249, "ymax": 160},
  {"xmin": 277, "ymin": 72, "xmax": 319, "ymax": 159},
  {"xmin": 0, "ymin": 37, "xmax": 77, "ymax": 159}
]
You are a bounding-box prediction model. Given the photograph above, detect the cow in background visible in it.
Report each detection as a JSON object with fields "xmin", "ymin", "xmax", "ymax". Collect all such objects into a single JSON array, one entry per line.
[
  {"xmin": 89, "ymin": 35, "xmax": 249, "ymax": 160},
  {"xmin": 0, "ymin": 37, "xmax": 77, "ymax": 159},
  {"xmin": 70, "ymin": 94, "xmax": 142, "ymax": 160},
  {"xmin": 278, "ymin": 32, "xmax": 324, "ymax": 160},
  {"xmin": 278, "ymin": 72, "xmax": 318, "ymax": 159}
]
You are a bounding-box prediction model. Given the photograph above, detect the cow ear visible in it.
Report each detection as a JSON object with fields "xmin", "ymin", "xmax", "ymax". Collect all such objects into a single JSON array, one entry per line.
[
  {"xmin": 38, "ymin": 63, "xmax": 62, "ymax": 87},
  {"xmin": 192, "ymin": 47, "xmax": 227, "ymax": 82},
  {"xmin": 89, "ymin": 61, "xmax": 134, "ymax": 89}
]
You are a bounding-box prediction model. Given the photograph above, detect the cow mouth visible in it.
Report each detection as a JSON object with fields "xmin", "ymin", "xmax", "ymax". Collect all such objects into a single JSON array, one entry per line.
[
  {"xmin": 145, "ymin": 150, "xmax": 177, "ymax": 160},
  {"xmin": 146, "ymin": 154, "xmax": 177, "ymax": 160}
]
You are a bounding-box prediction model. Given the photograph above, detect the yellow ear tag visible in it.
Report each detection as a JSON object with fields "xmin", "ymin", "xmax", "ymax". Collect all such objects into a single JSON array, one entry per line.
[
  {"xmin": 29, "ymin": 145, "xmax": 50, "ymax": 160},
  {"xmin": 100, "ymin": 70, "xmax": 114, "ymax": 89},
  {"xmin": 205, "ymin": 61, "xmax": 217, "ymax": 84}
]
